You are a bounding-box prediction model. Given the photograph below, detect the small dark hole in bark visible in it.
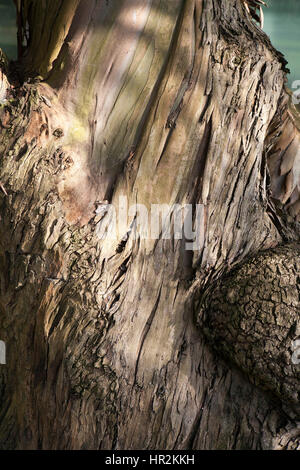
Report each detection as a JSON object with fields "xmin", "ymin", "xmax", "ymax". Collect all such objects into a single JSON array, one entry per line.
[
  {"xmin": 40, "ymin": 123, "xmax": 48, "ymax": 135},
  {"xmin": 287, "ymin": 321, "xmax": 297, "ymax": 339},
  {"xmin": 53, "ymin": 128, "xmax": 64, "ymax": 138},
  {"xmin": 110, "ymin": 293, "xmax": 120, "ymax": 310},
  {"xmin": 116, "ymin": 235, "xmax": 129, "ymax": 254},
  {"xmin": 157, "ymin": 386, "xmax": 165, "ymax": 397},
  {"xmin": 15, "ymin": 143, "xmax": 28, "ymax": 161}
]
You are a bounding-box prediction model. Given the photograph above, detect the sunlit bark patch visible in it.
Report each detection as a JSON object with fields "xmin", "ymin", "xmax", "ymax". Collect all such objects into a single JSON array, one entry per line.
[{"xmin": 242, "ymin": 0, "xmax": 266, "ymax": 28}]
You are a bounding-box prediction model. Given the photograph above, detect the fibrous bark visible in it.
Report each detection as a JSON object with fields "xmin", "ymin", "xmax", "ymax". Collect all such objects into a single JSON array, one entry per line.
[
  {"xmin": 0, "ymin": 0, "xmax": 299, "ymax": 450},
  {"xmin": 198, "ymin": 244, "xmax": 300, "ymax": 411}
]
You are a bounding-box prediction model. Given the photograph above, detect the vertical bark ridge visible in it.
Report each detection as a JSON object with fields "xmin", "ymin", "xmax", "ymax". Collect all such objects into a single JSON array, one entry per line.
[{"xmin": 265, "ymin": 92, "xmax": 300, "ymax": 222}]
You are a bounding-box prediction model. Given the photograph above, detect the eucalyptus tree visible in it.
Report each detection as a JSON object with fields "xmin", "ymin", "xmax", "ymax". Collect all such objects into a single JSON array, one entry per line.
[{"xmin": 0, "ymin": 0, "xmax": 299, "ymax": 450}]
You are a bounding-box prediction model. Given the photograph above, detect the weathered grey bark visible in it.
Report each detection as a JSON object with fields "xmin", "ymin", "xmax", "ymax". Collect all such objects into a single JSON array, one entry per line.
[{"xmin": 0, "ymin": 0, "xmax": 299, "ymax": 450}]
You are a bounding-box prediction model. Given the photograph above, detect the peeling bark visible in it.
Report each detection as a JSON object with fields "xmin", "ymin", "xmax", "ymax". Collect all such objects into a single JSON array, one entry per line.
[{"xmin": 0, "ymin": 0, "xmax": 299, "ymax": 450}]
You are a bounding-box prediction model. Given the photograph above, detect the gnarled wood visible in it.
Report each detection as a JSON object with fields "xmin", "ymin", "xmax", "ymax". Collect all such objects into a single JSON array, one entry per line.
[{"xmin": 0, "ymin": 0, "xmax": 299, "ymax": 450}]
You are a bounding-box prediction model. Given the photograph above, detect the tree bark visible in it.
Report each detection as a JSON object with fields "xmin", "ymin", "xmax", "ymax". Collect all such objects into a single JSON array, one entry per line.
[{"xmin": 0, "ymin": 0, "xmax": 299, "ymax": 450}]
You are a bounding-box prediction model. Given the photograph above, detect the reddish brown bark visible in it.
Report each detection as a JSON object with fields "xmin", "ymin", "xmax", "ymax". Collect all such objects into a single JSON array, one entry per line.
[{"xmin": 0, "ymin": 0, "xmax": 299, "ymax": 450}]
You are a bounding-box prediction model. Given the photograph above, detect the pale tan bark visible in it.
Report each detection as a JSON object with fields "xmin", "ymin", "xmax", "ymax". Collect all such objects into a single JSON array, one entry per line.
[{"xmin": 0, "ymin": 0, "xmax": 299, "ymax": 450}]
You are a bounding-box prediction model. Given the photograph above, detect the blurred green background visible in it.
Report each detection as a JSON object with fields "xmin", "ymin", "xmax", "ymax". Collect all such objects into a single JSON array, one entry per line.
[
  {"xmin": 0, "ymin": 0, "xmax": 17, "ymax": 59},
  {"xmin": 0, "ymin": 0, "xmax": 298, "ymax": 88},
  {"xmin": 263, "ymin": 0, "xmax": 300, "ymax": 87}
]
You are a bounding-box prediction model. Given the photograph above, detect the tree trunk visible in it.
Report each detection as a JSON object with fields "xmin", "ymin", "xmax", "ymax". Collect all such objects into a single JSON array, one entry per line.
[{"xmin": 0, "ymin": 0, "xmax": 299, "ymax": 450}]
